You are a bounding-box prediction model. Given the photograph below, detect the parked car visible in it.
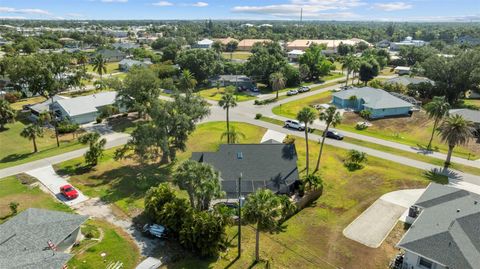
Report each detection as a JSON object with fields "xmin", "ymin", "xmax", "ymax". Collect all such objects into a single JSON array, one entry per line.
[
  {"xmin": 142, "ymin": 224, "xmax": 167, "ymax": 239},
  {"xmin": 251, "ymin": 87, "xmax": 260, "ymax": 92},
  {"xmin": 325, "ymin": 130, "xmax": 344, "ymax": 140},
  {"xmin": 60, "ymin": 184, "xmax": 79, "ymax": 200},
  {"xmin": 286, "ymin": 89, "xmax": 299, "ymax": 96},
  {"xmin": 237, "ymin": 86, "xmax": 245, "ymax": 92},
  {"xmin": 298, "ymin": 86, "xmax": 310, "ymax": 93},
  {"xmin": 285, "ymin": 120, "xmax": 305, "ymax": 130}
]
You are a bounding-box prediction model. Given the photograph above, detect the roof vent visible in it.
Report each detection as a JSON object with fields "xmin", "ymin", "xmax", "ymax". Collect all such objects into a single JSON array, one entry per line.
[
  {"xmin": 457, "ymin": 209, "xmax": 461, "ymax": 213},
  {"xmin": 475, "ymin": 201, "xmax": 478, "ymax": 205},
  {"xmin": 237, "ymin": 152, "xmax": 243, "ymax": 160}
]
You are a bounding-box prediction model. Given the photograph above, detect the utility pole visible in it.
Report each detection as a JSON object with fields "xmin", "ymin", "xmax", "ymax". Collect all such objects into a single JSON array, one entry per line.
[{"xmin": 238, "ymin": 172, "xmax": 242, "ymax": 258}]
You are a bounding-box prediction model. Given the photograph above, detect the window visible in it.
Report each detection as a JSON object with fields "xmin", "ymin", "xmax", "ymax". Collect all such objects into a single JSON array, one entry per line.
[{"xmin": 419, "ymin": 257, "xmax": 433, "ymax": 269}]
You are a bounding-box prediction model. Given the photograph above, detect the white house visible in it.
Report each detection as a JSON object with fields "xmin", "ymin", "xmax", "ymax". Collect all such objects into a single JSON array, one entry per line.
[
  {"xmin": 390, "ymin": 36, "xmax": 427, "ymax": 51},
  {"xmin": 397, "ymin": 183, "xmax": 480, "ymax": 269},
  {"xmin": 119, "ymin": 58, "xmax": 153, "ymax": 71},
  {"xmin": 52, "ymin": 91, "xmax": 123, "ymax": 124},
  {"xmin": 193, "ymin": 38, "xmax": 214, "ymax": 49},
  {"xmin": 287, "ymin": 50, "xmax": 305, "ymax": 62},
  {"xmin": 394, "ymin": 66, "xmax": 411, "ymax": 75}
]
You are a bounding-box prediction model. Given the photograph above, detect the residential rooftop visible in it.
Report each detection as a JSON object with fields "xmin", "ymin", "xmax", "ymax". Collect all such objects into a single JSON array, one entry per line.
[{"xmin": 332, "ymin": 87, "xmax": 413, "ymax": 109}]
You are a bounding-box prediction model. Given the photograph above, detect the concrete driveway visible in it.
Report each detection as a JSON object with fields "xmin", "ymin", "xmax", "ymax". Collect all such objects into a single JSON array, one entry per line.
[
  {"xmin": 26, "ymin": 165, "xmax": 89, "ymax": 206},
  {"xmin": 343, "ymin": 189, "xmax": 425, "ymax": 248}
]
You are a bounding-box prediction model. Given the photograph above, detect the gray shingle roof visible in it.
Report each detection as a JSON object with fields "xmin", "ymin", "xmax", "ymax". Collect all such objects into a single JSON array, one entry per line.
[
  {"xmin": 449, "ymin": 109, "xmax": 480, "ymax": 124},
  {"xmin": 384, "ymin": 76, "xmax": 434, "ymax": 86},
  {"xmin": 30, "ymin": 96, "xmax": 69, "ymax": 114},
  {"xmin": 332, "ymin": 87, "xmax": 413, "ymax": 109},
  {"xmin": 55, "ymin": 91, "xmax": 117, "ymax": 117},
  {"xmin": 397, "ymin": 183, "xmax": 480, "ymax": 269},
  {"xmin": 191, "ymin": 143, "xmax": 299, "ymax": 198},
  {"xmin": 0, "ymin": 208, "xmax": 88, "ymax": 269}
]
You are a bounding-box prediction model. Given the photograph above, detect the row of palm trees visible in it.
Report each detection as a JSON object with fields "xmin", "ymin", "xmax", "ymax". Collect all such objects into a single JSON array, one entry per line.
[{"xmin": 297, "ymin": 106, "xmax": 342, "ymax": 175}]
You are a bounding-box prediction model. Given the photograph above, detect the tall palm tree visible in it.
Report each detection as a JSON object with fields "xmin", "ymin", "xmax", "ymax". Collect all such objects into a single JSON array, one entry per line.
[
  {"xmin": 296, "ymin": 107, "xmax": 317, "ymax": 175},
  {"xmin": 342, "ymin": 54, "xmax": 356, "ymax": 87},
  {"xmin": 243, "ymin": 189, "xmax": 293, "ymax": 263},
  {"xmin": 0, "ymin": 99, "xmax": 15, "ymax": 130},
  {"xmin": 20, "ymin": 124, "xmax": 44, "ymax": 153},
  {"xmin": 218, "ymin": 86, "xmax": 237, "ymax": 143},
  {"xmin": 438, "ymin": 114, "xmax": 475, "ymax": 167},
  {"xmin": 425, "ymin": 96, "xmax": 450, "ymax": 150},
  {"xmin": 179, "ymin": 69, "xmax": 197, "ymax": 97},
  {"xmin": 221, "ymin": 127, "xmax": 245, "ymax": 144},
  {"xmin": 314, "ymin": 107, "xmax": 342, "ymax": 172},
  {"xmin": 92, "ymin": 54, "xmax": 107, "ymax": 79},
  {"xmin": 269, "ymin": 72, "xmax": 286, "ymax": 99}
]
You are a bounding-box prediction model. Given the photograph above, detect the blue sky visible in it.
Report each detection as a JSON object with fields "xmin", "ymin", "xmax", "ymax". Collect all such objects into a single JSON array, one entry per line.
[{"xmin": 0, "ymin": 0, "xmax": 479, "ymax": 21}]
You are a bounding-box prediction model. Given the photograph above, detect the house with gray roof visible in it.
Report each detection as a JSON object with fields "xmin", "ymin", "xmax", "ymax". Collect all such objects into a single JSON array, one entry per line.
[
  {"xmin": 384, "ymin": 76, "xmax": 434, "ymax": 87},
  {"xmin": 28, "ymin": 95, "xmax": 69, "ymax": 120},
  {"xmin": 209, "ymin": 75, "xmax": 254, "ymax": 89},
  {"xmin": 94, "ymin": 49, "xmax": 126, "ymax": 62},
  {"xmin": 397, "ymin": 183, "xmax": 480, "ymax": 269},
  {"xmin": 52, "ymin": 91, "xmax": 123, "ymax": 124},
  {"xmin": 119, "ymin": 58, "xmax": 153, "ymax": 72},
  {"xmin": 449, "ymin": 109, "xmax": 480, "ymax": 135},
  {"xmin": 332, "ymin": 87, "xmax": 413, "ymax": 119},
  {"xmin": 0, "ymin": 208, "xmax": 88, "ymax": 269},
  {"xmin": 191, "ymin": 143, "xmax": 300, "ymax": 198}
]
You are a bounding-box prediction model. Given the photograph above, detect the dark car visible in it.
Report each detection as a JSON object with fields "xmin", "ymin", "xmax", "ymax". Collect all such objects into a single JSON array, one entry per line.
[{"xmin": 325, "ymin": 130, "xmax": 344, "ymax": 140}]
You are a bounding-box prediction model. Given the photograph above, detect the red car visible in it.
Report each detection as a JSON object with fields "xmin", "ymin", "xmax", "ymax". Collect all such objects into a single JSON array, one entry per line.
[{"xmin": 60, "ymin": 184, "xmax": 79, "ymax": 200}]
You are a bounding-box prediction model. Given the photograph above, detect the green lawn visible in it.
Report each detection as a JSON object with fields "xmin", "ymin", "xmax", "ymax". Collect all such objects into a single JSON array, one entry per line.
[
  {"xmin": 197, "ymin": 87, "xmax": 257, "ymax": 102},
  {"xmin": 463, "ymin": 99, "xmax": 480, "ymax": 109},
  {"xmin": 272, "ymin": 90, "xmax": 333, "ymax": 118},
  {"xmin": 53, "ymin": 122, "xmax": 267, "ymax": 217},
  {"xmin": 164, "ymin": 133, "xmax": 434, "ymax": 269},
  {"xmin": 86, "ymin": 61, "xmax": 121, "ymax": 74},
  {"xmin": 0, "ymin": 112, "xmax": 85, "ymax": 169},
  {"xmin": 0, "ymin": 175, "xmax": 71, "ymax": 220},
  {"xmin": 258, "ymin": 115, "xmax": 480, "ymax": 175},
  {"xmin": 221, "ymin": 51, "xmax": 252, "ymax": 60},
  {"xmin": 10, "ymin": 96, "xmax": 46, "ymax": 111},
  {"xmin": 68, "ymin": 220, "xmax": 141, "ymax": 269},
  {"xmin": 380, "ymin": 67, "xmax": 395, "ymax": 76},
  {"xmin": 272, "ymin": 93, "xmax": 480, "ymax": 160}
]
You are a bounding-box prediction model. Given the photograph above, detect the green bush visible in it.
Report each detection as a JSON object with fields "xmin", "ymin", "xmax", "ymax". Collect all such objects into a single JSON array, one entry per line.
[
  {"xmin": 255, "ymin": 113, "xmax": 262, "ymax": 119},
  {"xmin": 57, "ymin": 120, "xmax": 79, "ymax": 134},
  {"xmin": 96, "ymin": 117, "xmax": 102, "ymax": 124},
  {"xmin": 283, "ymin": 135, "xmax": 296, "ymax": 144}
]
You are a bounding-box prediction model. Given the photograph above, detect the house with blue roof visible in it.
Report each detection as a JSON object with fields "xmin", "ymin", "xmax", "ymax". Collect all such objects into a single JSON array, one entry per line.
[{"xmin": 332, "ymin": 87, "xmax": 413, "ymax": 119}]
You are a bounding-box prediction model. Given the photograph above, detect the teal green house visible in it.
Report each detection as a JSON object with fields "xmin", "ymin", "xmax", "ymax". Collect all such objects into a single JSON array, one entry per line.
[{"xmin": 332, "ymin": 87, "xmax": 413, "ymax": 119}]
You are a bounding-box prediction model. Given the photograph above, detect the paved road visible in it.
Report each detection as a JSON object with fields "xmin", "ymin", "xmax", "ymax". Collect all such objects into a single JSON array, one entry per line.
[{"xmin": 0, "ymin": 133, "xmax": 130, "ymax": 179}]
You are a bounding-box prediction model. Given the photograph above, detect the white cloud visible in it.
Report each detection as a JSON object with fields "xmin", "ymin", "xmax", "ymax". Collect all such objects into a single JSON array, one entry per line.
[
  {"xmin": 232, "ymin": 0, "xmax": 364, "ymax": 18},
  {"xmin": 192, "ymin": 2, "xmax": 208, "ymax": 7},
  {"xmin": 0, "ymin": 7, "xmax": 51, "ymax": 15},
  {"xmin": 373, "ymin": 2, "xmax": 412, "ymax": 11},
  {"xmin": 101, "ymin": 0, "xmax": 128, "ymax": 3},
  {"xmin": 153, "ymin": 1, "xmax": 173, "ymax": 6}
]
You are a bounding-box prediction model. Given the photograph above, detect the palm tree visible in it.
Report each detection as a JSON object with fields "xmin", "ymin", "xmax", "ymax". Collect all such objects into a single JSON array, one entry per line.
[
  {"xmin": 243, "ymin": 189, "xmax": 293, "ymax": 263},
  {"xmin": 221, "ymin": 127, "xmax": 245, "ymax": 144},
  {"xmin": 77, "ymin": 53, "xmax": 89, "ymax": 72},
  {"xmin": 179, "ymin": 69, "xmax": 197, "ymax": 97},
  {"xmin": 314, "ymin": 107, "xmax": 342, "ymax": 172},
  {"xmin": 0, "ymin": 99, "xmax": 15, "ymax": 130},
  {"xmin": 438, "ymin": 114, "xmax": 475, "ymax": 167},
  {"xmin": 269, "ymin": 72, "xmax": 286, "ymax": 99},
  {"xmin": 296, "ymin": 107, "xmax": 317, "ymax": 175},
  {"xmin": 20, "ymin": 124, "xmax": 44, "ymax": 153},
  {"xmin": 92, "ymin": 54, "xmax": 107, "ymax": 79},
  {"xmin": 425, "ymin": 96, "xmax": 450, "ymax": 150},
  {"xmin": 218, "ymin": 86, "xmax": 237, "ymax": 143},
  {"xmin": 342, "ymin": 54, "xmax": 356, "ymax": 87}
]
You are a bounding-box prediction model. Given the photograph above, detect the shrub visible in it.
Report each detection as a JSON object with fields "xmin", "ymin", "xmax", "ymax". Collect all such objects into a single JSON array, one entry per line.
[
  {"xmin": 344, "ymin": 150, "xmax": 367, "ymax": 171},
  {"xmin": 283, "ymin": 135, "xmax": 295, "ymax": 144},
  {"xmin": 356, "ymin": 122, "xmax": 368, "ymax": 130},
  {"xmin": 359, "ymin": 109, "xmax": 372, "ymax": 120},
  {"xmin": 4, "ymin": 92, "xmax": 18, "ymax": 103},
  {"xmin": 9, "ymin": 201, "xmax": 19, "ymax": 215},
  {"xmin": 96, "ymin": 117, "xmax": 102, "ymax": 124},
  {"xmin": 255, "ymin": 113, "xmax": 262, "ymax": 119},
  {"xmin": 99, "ymin": 105, "xmax": 120, "ymax": 119},
  {"xmin": 254, "ymin": 98, "xmax": 277, "ymax": 105},
  {"xmin": 57, "ymin": 120, "xmax": 79, "ymax": 134}
]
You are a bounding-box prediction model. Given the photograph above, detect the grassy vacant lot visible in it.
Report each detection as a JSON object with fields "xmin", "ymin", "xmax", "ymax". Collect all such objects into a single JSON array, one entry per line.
[
  {"xmin": 54, "ymin": 122, "xmax": 266, "ymax": 217},
  {"xmin": 0, "ymin": 112, "xmax": 85, "ymax": 169},
  {"xmin": 0, "ymin": 175, "xmax": 71, "ymax": 220},
  {"xmin": 197, "ymin": 87, "xmax": 257, "ymax": 102},
  {"xmin": 463, "ymin": 99, "xmax": 480, "ymax": 109},
  {"xmin": 68, "ymin": 220, "xmax": 140, "ymax": 269},
  {"xmin": 272, "ymin": 93, "xmax": 480, "ymax": 160},
  {"xmin": 164, "ymin": 133, "xmax": 433, "ymax": 269},
  {"xmin": 272, "ymin": 90, "xmax": 333, "ymax": 118},
  {"xmin": 221, "ymin": 51, "xmax": 252, "ymax": 60},
  {"xmin": 87, "ymin": 61, "xmax": 121, "ymax": 74},
  {"xmin": 10, "ymin": 96, "xmax": 46, "ymax": 111},
  {"xmin": 380, "ymin": 67, "xmax": 395, "ymax": 76}
]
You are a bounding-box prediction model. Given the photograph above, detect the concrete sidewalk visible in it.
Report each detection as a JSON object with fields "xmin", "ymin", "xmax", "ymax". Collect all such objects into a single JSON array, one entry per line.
[{"xmin": 26, "ymin": 165, "xmax": 88, "ymax": 206}]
